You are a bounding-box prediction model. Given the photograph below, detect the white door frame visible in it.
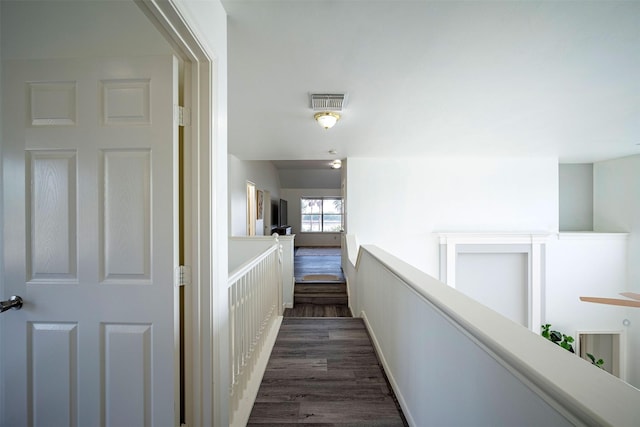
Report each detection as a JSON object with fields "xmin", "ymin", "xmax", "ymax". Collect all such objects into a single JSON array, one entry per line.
[{"xmin": 135, "ymin": 1, "xmax": 226, "ymax": 426}]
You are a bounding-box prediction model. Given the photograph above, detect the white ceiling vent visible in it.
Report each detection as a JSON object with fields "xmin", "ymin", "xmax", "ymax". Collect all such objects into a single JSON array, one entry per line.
[{"xmin": 310, "ymin": 93, "xmax": 347, "ymax": 112}]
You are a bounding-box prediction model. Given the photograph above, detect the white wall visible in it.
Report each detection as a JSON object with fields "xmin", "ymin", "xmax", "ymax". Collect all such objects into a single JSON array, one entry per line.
[
  {"xmin": 545, "ymin": 234, "xmax": 631, "ymax": 384},
  {"xmin": 559, "ymin": 163, "xmax": 593, "ymax": 231},
  {"xmin": 346, "ymin": 157, "xmax": 559, "ymax": 276},
  {"xmin": 280, "ymin": 188, "xmax": 343, "ymax": 247},
  {"xmin": 457, "ymin": 252, "xmax": 528, "ymax": 325},
  {"xmin": 228, "ymin": 237, "xmax": 275, "ymax": 273},
  {"xmin": 278, "ymin": 168, "xmax": 341, "ymax": 189},
  {"xmin": 228, "ymin": 155, "xmax": 281, "ymax": 236},
  {"xmin": 593, "ymin": 154, "xmax": 640, "ymax": 387}
]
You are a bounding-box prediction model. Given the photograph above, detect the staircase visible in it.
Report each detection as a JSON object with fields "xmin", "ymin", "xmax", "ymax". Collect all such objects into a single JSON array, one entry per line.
[
  {"xmin": 291, "ymin": 247, "xmax": 350, "ymax": 314},
  {"xmin": 294, "ymin": 281, "xmax": 348, "ymax": 305}
]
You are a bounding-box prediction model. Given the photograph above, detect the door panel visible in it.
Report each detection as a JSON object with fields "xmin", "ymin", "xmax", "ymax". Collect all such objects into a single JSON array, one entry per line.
[
  {"xmin": 2, "ymin": 55, "xmax": 179, "ymax": 426},
  {"xmin": 27, "ymin": 150, "xmax": 78, "ymax": 282},
  {"xmin": 101, "ymin": 149, "xmax": 151, "ymax": 282}
]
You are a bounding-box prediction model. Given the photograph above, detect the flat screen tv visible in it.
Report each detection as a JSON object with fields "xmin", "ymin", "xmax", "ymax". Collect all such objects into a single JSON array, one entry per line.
[
  {"xmin": 279, "ymin": 199, "xmax": 288, "ymax": 226},
  {"xmin": 270, "ymin": 201, "xmax": 279, "ymax": 228}
]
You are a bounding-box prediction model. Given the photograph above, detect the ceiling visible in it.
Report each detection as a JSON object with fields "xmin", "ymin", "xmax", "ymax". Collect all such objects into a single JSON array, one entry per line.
[{"xmin": 223, "ymin": 0, "xmax": 640, "ymax": 165}]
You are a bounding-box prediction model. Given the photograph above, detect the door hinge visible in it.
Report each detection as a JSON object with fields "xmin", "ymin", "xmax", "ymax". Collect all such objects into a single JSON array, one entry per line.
[
  {"xmin": 175, "ymin": 105, "xmax": 191, "ymax": 127},
  {"xmin": 175, "ymin": 265, "xmax": 192, "ymax": 287}
]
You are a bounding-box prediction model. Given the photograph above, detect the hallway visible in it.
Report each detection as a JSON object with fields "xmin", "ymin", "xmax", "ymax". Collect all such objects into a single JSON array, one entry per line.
[
  {"xmin": 247, "ymin": 318, "xmax": 407, "ymax": 426},
  {"xmin": 247, "ymin": 247, "xmax": 407, "ymax": 425}
]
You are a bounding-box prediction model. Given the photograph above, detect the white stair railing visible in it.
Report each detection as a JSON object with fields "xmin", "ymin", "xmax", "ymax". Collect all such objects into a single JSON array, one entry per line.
[{"xmin": 228, "ymin": 239, "xmax": 283, "ymax": 425}]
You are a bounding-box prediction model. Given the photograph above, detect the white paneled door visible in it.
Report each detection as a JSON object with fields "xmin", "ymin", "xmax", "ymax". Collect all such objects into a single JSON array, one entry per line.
[{"xmin": 1, "ymin": 55, "xmax": 179, "ymax": 426}]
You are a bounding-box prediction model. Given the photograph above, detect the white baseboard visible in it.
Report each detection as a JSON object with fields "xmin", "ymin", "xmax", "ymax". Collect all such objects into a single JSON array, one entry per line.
[
  {"xmin": 361, "ymin": 310, "xmax": 415, "ymax": 427},
  {"xmin": 283, "ymin": 302, "xmax": 293, "ymax": 309}
]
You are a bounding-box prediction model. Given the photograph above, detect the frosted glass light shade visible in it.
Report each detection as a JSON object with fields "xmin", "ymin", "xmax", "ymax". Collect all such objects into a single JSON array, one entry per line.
[{"xmin": 314, "ymin": 112, "xmax": 340, "ymax": 129}]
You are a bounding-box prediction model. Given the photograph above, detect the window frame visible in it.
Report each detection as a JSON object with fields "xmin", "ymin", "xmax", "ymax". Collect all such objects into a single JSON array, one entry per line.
[{"xmin": 300, "ymin": 197, "xmax": 343, "ymax": 233}]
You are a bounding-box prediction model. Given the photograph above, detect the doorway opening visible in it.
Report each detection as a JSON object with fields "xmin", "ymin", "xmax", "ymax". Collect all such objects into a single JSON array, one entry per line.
[
  {"xmin": 577, "ymin": 331, "xmax": 625, "ymax": 379},
  {"xmin": 247, "ymin": 181, "xmax": 257, "ymax": 235}
]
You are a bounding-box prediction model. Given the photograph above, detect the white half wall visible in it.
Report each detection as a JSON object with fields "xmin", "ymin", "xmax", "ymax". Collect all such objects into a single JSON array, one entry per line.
[
  {"xmin": 228, "ymin": 155, "xmax": 281, "ymax": 236},
  {"xmin": 593, "ymin": 154, "xmax": 640, "ymax": 387},
  {"xmin": 345, "ymin": 157, "xmax": 559, "ymax": 277},
  {"xmin": 280, "ymin": 188, "xmax": 342, "ymax": 247}
]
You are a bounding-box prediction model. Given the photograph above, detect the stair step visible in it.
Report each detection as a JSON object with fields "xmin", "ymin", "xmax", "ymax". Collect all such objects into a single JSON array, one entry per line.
[
  {"xmin": 294, "ymin": 294, "xmax": 349, "ymax": 305},
  {"xmin": 294, "ymin": 292, "xmax": 347, "ymax": 298},
  {"xmin": 295, "ymin": 279, "xmax": 345, "ymax": 284},
  {"xmin": 294, "ymin": 282, "xmax": 348, "ymax": 305},
  {"xmin": 295, "ymin": 283, "xmax": 346, "ymax": 294}
]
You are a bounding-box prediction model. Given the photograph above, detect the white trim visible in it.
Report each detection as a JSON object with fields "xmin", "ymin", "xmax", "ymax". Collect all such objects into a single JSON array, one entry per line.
[
  {"xmin": 135, "ymin": 1, "xmax": 220, "ymax": 425},
  {"xmin": 531, "ymin": 243, "xmax": 542, "ymax": 330},
  {"xmin": 445, "ymin": 242, "xmax": 457, "ymax": 287},
  {"xmin": 557, "ymin": 232, "xmax": 629, "ymax": 241},
  {"xmin": 438, "ymin": 232, "xmax": 548, "ymax": 332},
  {"xmin": 438, "ymin": 231, "xmax": 551, "ymax": 245},
  {"xmin": 0, "ymin": 0, "xmax": 4, "ymax": 416}
]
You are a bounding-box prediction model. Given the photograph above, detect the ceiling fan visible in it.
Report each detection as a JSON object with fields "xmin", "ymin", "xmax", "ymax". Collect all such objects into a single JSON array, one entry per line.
[{"xmin": 580, "ymin": 292, "xmax": 640, "ymax": 308}]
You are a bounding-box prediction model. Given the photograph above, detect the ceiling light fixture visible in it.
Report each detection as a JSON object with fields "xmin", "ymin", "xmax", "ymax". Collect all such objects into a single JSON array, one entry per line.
[
  {"xmin": 315, "ymin": 112, "xmax": 340, "ymax": 130},
  {"xmin": 310, "ymin": 93, "xmax": 347, "ymax": 130},
  {"xmin": 331, "ymin": 159, "xmax": 342, "ymax": 169}
]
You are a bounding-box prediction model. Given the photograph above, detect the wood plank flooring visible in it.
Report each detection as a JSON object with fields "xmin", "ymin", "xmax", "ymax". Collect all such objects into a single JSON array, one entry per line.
[
  {"xmin": 247, "ymin": 318, "xmax": 407, "ymax": 426},
  {"xmin": 284, "ymin": 304, "xmax": 352, "ymax": 317},
  {"xmin": 294, "ymin": 248, "xmax": 345, "ymax": 283}
]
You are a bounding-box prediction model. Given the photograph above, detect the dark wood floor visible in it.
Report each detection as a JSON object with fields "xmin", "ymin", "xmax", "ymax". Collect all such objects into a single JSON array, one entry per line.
[
  {"xmin": 247, "ymin": 318, "xmax": 407, "ymax": 426},
  {"xmin": 249, "ymin": 249, "xmax": 405, "ymax": 424},
  {"xmin": 294, "ymin": 248, "xmax": 345, "ymax": 283}
]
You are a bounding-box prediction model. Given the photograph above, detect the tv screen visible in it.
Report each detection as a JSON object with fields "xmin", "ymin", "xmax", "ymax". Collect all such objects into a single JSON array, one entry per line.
[
  {"xmin": 271, "ymin": 201, "xmax": 279, "ymax": 228},
  {"xmin": 279, "ymin": 199, "xmax": 288, "ymax": 226}
]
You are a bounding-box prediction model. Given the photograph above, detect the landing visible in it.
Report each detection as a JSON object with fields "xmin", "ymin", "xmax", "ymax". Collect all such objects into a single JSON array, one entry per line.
[{"xmin": 294, "ymin": 246, "xmax": 345, "ymax": 283}]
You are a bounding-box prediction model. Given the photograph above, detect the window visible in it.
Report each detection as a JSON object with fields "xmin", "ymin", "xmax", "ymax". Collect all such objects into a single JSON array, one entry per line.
[{"xmin": 300, "ymin": 198, "xmax": 343, "ymax": 232}]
